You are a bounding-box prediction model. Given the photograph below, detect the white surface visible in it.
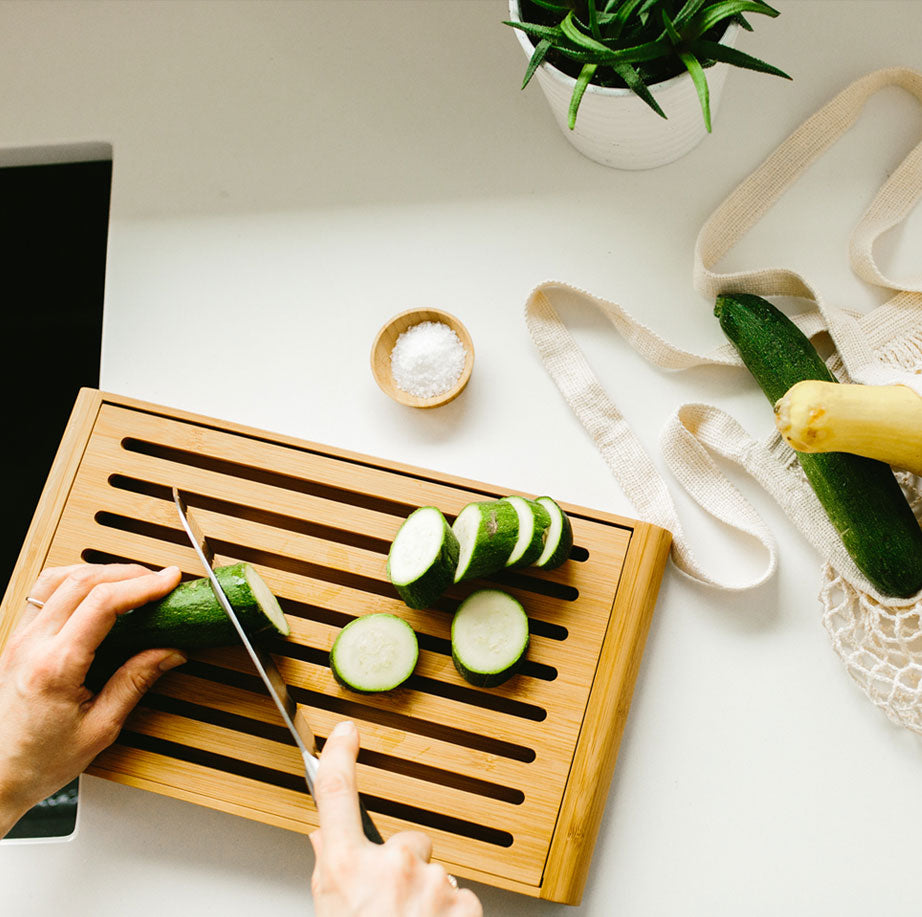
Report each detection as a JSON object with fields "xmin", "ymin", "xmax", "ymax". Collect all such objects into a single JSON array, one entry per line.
[{"xmin": 2, "ymin": 2, "xmax": 922, "ymax": 914}]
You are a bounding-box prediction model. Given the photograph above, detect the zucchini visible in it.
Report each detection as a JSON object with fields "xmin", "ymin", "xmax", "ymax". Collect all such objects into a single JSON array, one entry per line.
[
  {"xmin": 451, "ymin": 589, "xmax": 529, "ymax": 687},
  {"xmin": 502, "ymin": 496, "xmax": 551, "ymax": 568},
  {"xmin": 330, "ymin": 613, "xmax": 418, "ymax": 693},
  {"xmin": 715, "ymin": 293, "xmax": 922, "ymax": 598},
  {"xmin": 88, "ymin": 563, "xmax": 289, "ymax": 687},
  {"xmin": 387, "ymin": 506, "xmax": 459, "ymax": 609},
  {"xmin": 452, "ymin": 500, "xmax": 519, "ymax": 582},
  {"xmin": 100, "ymin": 562, "xmax": 289, "ymax": 656},
  {"xmin": 532, "ymin": 496, "xmax": 573, "ymax": 570}
]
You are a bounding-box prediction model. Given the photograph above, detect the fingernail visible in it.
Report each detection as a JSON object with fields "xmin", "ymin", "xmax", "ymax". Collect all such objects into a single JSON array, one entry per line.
[
  {"xmin": 159, "ymin": 565, "xmax": 180, "ymax": 577},
  {"xmin": 330, "ymin": 720, "xmax": 356, "ymax": 739},
  {"xmin": 158, "ymin": 651, "xmax": 187, "ymax": 672}
]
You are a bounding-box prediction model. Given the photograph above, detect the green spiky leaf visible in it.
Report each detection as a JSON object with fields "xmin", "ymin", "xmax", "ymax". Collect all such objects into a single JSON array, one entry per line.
[
  {"xmin": 504, "ymin": 19, "xmax": 564, "ymax": 43},
  {"xmin": 522, "ymin": 37, "xmax": 554, "ymax": 88},
  {"xmin": 674, "ymin": 0, "xmax": 709, "ymax": 28},
  {"xmin": 690, "ymin": 39, "xmax": 791, "ymax": 79},
  {"xmin": 569, "ymin": 63, "xmax": 598, "ymax": 128},
  {"xmin": 560, "ymin": 10, "xmax": 611, "ymax": 53},
  {"xmin": 587, "ymin": 0, "xmax": 602, "ymax": 39},
  {"xmin": 552, "ymin": 38, "xmax": 669, "ymax": 65},
  {"xmin": 614, "ymin": 61, "xmax": 666, "ymax": 118},
  {"xmin": 661, "ymin": 8, "xmax": 681, "ymax": 44},
  {"xmin": 686, "ymin": 1, "xmax": 779, "ymax": 40},
  {"xmin": 679, "ymin": 50, "xmax": 711, "ymax": 130},
  {"xmin": 607, "ymin": 0, "xmax": 649, "ymax": 38}
]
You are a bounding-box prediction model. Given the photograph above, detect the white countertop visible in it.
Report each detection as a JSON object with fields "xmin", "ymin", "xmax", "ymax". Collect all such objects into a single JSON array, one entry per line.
[{"xmin": 2, "ymin": 2, "xmax": 922, "ymax": 914}]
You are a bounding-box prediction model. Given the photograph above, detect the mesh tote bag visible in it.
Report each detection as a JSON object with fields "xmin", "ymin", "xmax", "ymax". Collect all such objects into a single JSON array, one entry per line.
[{"xmin": 525, "ymin": 67, "xmax": 922, "ymax": 733}]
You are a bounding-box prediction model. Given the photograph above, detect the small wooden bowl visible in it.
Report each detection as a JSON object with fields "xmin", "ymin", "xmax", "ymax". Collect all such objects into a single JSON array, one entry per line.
[{"xmin": 370, "ymin": 308, "xmax": 474, "ymax": 408}]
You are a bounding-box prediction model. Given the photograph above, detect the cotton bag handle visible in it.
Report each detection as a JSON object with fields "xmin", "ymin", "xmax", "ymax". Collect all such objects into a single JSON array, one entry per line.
[
  {"xmin": 525, "ymin": 67, "xmax": 922, "ymax": 596},
  {"xmin": 694, "ymin": 66, "xmax": 922, "ymax": 394}
]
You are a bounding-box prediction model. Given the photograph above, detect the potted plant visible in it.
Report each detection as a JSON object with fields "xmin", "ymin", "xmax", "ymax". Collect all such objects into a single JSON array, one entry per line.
[{"xmin": 505, "ymin": 0, "xmax": 790, "ymax": 169}]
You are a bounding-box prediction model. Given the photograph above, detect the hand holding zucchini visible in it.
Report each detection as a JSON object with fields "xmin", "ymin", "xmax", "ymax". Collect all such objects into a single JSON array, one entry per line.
[
  {"xmin": 715, "ymin": 293, "xmax": 922, "ymax": 598},
  {"xmin": 775, "ymin": 380, "xmax": 922, "ymax": 476},
  {"xmin": 99, "ymin": 562, "xmax": 289, "ymax": 655},
  {"xmin": 89, "ymin": 562, "xmax": 289, "ymax": 685}
]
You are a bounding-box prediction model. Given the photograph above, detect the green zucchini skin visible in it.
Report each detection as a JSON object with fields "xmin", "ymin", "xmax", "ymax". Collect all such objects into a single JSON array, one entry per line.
[
  {"xmin": 502, "ymin": 496, "xmax": 551, "ymax": 568},
  {"xmin": 387, "ymin": 507, "xmax": 460, "ymax": 610},
  {"xmin": 533, "ymin": 497, "xmax": 574, "ymax": 570},
  {"xmin": 91, "ymin": 564, "xmax": 288, "ymax": 682},
  {"xmin": 715, "ymin": 293, "xmax": 922, "ymax": 598},
  {"xmin": 452, "ymin": 500, "xmax": 520, "ymax": 583}
]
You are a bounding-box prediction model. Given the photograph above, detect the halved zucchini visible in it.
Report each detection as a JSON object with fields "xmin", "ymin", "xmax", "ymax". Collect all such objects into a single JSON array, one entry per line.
[
  {"xmin": 100, "ymin": 562, "xmax": 289, "ymax": 656},
  {"xmin": 387, "ymin": 506, "xmax": 459, "ymax": 609},
  {"xmin": 451, "ymin": 500, "xmax": 519, "ymax": 582}
]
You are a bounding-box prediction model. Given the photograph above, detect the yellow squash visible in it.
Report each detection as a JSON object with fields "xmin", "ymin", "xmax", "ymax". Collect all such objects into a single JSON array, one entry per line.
[{"xmin": 775, "ymin": 381, "xmax": 922, "ymax": 475}]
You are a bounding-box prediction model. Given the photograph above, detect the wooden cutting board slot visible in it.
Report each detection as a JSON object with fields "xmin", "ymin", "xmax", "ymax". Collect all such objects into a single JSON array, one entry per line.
[{"xmin": 0, "ymin": 390, "xmax": 671, "ymax": 904}]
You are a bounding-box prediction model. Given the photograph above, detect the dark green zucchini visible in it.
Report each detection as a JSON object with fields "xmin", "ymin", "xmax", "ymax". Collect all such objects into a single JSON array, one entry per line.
[
  {"xmin": 89, "ymin": 563, "xmax": 289, "ymax": 685},
  {"xmin": 715, "ymin": 293, "xmax": 922, "ymax": 598},
  {"xmin": 451, "ymin": 500, "xmax": 520, "ymax": 583}
]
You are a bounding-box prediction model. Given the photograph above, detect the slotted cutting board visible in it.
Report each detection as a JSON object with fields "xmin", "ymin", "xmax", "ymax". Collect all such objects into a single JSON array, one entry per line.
[{"xmin": 0, "ymin": 389, "xmax": 671, "ymax": 904}]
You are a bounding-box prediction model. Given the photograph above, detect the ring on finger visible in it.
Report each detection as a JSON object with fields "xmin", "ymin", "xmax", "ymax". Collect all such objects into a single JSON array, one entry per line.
[
  {"xmin": 446, "ymin": 874, "xmax": 459, "ymax": 889},
  {"xmin": 25, "ymin": 597, "xmax": 45, "ymax": 609}
]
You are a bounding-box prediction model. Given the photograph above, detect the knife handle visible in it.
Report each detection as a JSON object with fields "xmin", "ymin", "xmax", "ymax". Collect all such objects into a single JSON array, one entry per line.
[{"xmin": 359, "ymin": 796, "xmax": 384, "ymax": 844}]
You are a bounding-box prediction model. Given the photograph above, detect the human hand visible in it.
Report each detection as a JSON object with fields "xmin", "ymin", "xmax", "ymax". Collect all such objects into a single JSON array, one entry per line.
[
  {"xmin": 309, "ymin": 720, "xmax": 483, "ymax": 917},
  {"xmin": 0, "ymin": 563, "xmax": 186, "ymax": 836}
]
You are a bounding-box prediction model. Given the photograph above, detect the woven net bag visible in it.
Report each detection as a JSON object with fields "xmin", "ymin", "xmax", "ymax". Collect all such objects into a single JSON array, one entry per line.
[
  {"xmin": 820, "ymin": 337, "xmax": 922, "ymax": 733},
  {"xmin": 525, "ymin": 68, "xmax": 922, "ymax": 735}
]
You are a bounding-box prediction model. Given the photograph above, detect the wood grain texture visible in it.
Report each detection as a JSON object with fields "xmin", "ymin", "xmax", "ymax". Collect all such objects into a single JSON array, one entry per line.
[
  {"xmin": 0, "ymin": 390, "xmax": 671, "ymax": 903},
  {"xmin": 540, "ymin": 520, "xmax": 673, "ymax": 904},
  {"xmin": 0, "ymin": 387, "xmax": 102, "ymax": 647}
]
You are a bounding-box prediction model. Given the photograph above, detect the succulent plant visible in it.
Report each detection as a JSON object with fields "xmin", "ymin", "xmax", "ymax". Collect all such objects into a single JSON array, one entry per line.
[{"xmin": 506, "ymin": 0, "xmax": 790, "ymax": 130}]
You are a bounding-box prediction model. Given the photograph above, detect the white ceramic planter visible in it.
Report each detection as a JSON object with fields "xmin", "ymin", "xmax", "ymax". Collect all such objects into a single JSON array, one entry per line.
[{"xmin": 509, "ymin": 0, "xmax": 739, "ymax": 170}]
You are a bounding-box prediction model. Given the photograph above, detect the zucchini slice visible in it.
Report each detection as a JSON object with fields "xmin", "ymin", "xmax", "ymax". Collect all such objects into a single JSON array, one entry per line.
[
  {"xmin": 330, "ymin": 613, "xmax": 419, "ymax": 693},
  {"xmin": 502, "ymin": 496, "xmax": 551, "ymax": 568},
  {"xmin": 451, "ymin": 589, "xmax": 529, "ymax": 687},
  {"xmin": 451, "ymin": 500, "xmax": 519, "ymax": 583},
  {"xmin": 533, "ymin": 497, "xmax": 574, "ymax": 569},
  {"xmin": 387, "ymin": 506, "xmax": 459, "ymax": 609}
]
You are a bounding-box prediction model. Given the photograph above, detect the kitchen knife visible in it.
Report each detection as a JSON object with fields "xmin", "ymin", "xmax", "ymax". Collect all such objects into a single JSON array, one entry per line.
[{"xmin": 171, "ymin": 487, "xmax": 384, "ymax": 844}]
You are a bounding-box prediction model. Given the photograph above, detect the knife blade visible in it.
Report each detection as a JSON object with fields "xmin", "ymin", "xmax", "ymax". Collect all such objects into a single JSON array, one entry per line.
[{"xmin": 171, "ymin": 487, "xmax": 384, "ymax": 844}]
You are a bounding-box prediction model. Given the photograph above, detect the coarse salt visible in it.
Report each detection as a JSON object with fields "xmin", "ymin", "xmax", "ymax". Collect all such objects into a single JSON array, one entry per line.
[{"xmin": 390, "ymin": 320, "xmax": 467, "ymax": 399}]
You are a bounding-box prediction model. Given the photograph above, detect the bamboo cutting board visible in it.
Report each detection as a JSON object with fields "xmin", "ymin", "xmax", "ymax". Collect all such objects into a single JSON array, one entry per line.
[{"xmin": 0, "ymin": 389, "xmax": 671, "ymax": 904}]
